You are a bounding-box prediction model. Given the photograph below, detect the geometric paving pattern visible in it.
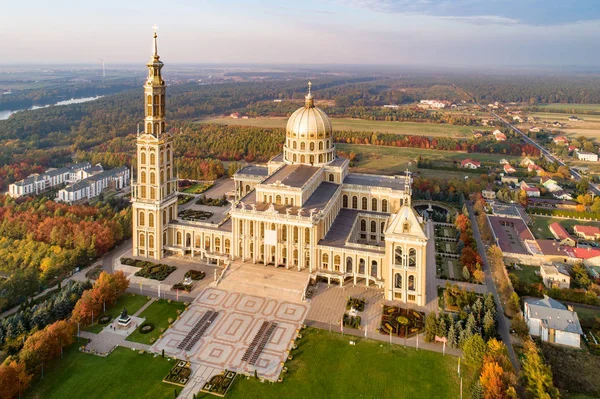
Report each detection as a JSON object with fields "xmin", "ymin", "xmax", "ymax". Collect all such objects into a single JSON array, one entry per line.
[{"xmin": 151, "ymin": 286, "xmax": 309, "ymax": 397}]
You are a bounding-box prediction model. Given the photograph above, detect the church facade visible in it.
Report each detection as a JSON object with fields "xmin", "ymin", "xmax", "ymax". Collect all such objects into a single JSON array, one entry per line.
[{"xmin": 131, "ymin": 33, "xmax": 429, "ymax": 306}]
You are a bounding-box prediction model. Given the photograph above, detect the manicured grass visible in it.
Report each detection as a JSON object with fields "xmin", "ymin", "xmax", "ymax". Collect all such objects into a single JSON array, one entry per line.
[
  {"xmin": 336, "ymin": 143, "xmax": 519, "ymax": 176},
  {"xmin": 197, "ymin": 328, "xmax": 471, "ymax": 399},
  {"xmin": 26, "ymin": 346, "xmax": 176, "ymax": 399},
  {"xmin": 509, "ymin": 266, "xmax": 542, "ymax": 285},
  {"xmin": 127, "ymin": 299, "xmax": 187, "ymax": 345},
  {"xmin": 536, "ymin": 104, "xmax": 600, "ymax": 112},
  {"xmin": 437, "ymin": 257, "xmax": 462, "ymax": 280},
  {"xmin": 83, "ymin": 294, "xmax": 151, "ymax": 333},
  {"xmin": 201, "ymin": 116, "xmax": 491, "ymax": 138},
  {"xmin": 182, "ymin": 183, "xmax": 212, "ymax": 194},
  {"xmin": 528, "ymin": 215, "xmax": 600, "ymax": 240}
]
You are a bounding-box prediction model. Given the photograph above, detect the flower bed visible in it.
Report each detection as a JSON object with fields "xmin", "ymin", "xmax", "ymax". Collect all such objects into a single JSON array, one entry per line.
[
  {"xmin": 163, "ymin": 360, "xmax": 192, "ymax": 387},
  {"xmin": 134, "ymin": 264, "xmax": 177, "ymax": 281},
  {"xmin": 185, "ymin": 270, "xmax": 206, "ymax": 280},
  {"xmin": 195, "ymin": 195, "xmax": 228, "ymax": 207},
  {"xmin": 177, "ymin": 194, "xmax": 194, "ymax": 205},
  {"xmin": 138, "ymin": 322, "xmax": 155, "ymax": 334},
  {"xmin": 201, "ymin": 370, "xmax": 236, "ymax": 397},
  {"xmin": 380, "ymin": 306, "xmax": 425, "ymax": 338},
  {"xmin": 346, "ymin": 297, "xmax": 366, "ymax": 312},
  {"xmin": 343, "ymin": 313, "xmax": 361, "ymax": 329},
  {"xmin": 172, "ymin": 283, "xmax": 193, "ymax": 293},
  {"xmin": 178, "ymin": 209, "xmax": 214, "ymax": 221}
]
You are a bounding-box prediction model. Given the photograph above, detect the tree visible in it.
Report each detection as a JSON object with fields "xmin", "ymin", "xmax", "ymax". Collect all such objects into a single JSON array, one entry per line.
[
  {"xmin": 448, "ymin": 323, "xmax": 457, "ymax": 348},
  {"xmin": 70, "ymin": 289, "xmax": 101, "ymax": 325},
  {"xmin": 424, "ymin": 312, "xmax": 438, "ymax": 342},
  {"xmin": 480, "ymin": 360, "xmax": 508, "ymax": 399},
  {"xmin": 521, "ymin": 341, "xmax": 560, "ymax": 399},
  {"xmin": 463, "ymin": 334, "xmax": 487, "ymax": 369},
  {"xmin": 508, "ymin": 292, "xmax": 521, "ymax": 315},
  {"xmin": 483, "ymin": 310, "xmax": 496, "ymax": 340},
  {"xmin": 463, "ymin": 266, "xmax": 471, "ymax": 281},
  {"xmin": 0, "ymin": 360, "xmax": 32, "ymax": 399},
  {"xmin": 571, "ymin": 263, "xmax": 591, "ymax": 288}
]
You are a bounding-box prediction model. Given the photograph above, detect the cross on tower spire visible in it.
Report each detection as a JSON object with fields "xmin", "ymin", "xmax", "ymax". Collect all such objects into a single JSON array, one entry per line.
[{"xmin": 152, "ymin": 25, "xmax": 159, "ymax": 57}]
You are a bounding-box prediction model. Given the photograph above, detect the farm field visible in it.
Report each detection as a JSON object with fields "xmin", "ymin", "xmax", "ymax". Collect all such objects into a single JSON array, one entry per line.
[
  {"xmin": 528, "ymin": 111, "xmax": 600, "ymax": 139},
  {"xmin": 528, "ymin": 215, "xmax": 600, "ymax": 240},
  {"xmin": 535, "ymin": 104, "xmax": 600, "ymax": 112},
  {"xmin": 198, "ymin": 328, "xmax": 472, "ymax": 399},
  {"xmin": 200, "ymin": 116, "xmax": 490, "ymax": 138},
  {"xmin": 336, "ymin": 143, "xmax": 519, "ymax": 176}
]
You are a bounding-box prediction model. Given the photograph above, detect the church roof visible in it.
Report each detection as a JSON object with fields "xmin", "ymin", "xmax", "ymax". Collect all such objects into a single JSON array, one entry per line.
[
  {"xmin": 261, "ymin": 164, "xmax": 319, "ymax": 188},
  {"xmin": 385, "ymin": 204, "xmax": 427, "ymax": 240},
  {"xmin": 343, "ymin": 173, "xmax": 406, "ymax": 190}
]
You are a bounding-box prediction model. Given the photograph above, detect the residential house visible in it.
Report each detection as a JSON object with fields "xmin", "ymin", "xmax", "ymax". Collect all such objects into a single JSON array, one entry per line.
[
  {"xmin": 553, "ymin": 136, "xmax": 569, "ymax": 145},
  {"xmin": 8, "ymin": 162, "xmax": 92, "ymax": 198},
  {"xmin": 503, "ymin": 164, "xmax": 516, "ymax": 174},
  {"xmin": 553, "ymin": 191, "xmax": 574, "ymax": 201},
  {"xmin": 473, "ymin": 132, "xmax": 483, "ymax": 139},
  {"xmin": 552, "ymin": 121, "xmax": 563, "ymax": 128},
  {"xmin": 523, "ymin": 187, "xmax": 540, "ymax": 197},
  {"xmin": 527, "ymin": 198, "xmax": 577, "ymax": 210},
  {"xmin": 541, "ymin": 177, "xmax": 562, "ymax": 193},
  {"xmin": 520, "ymin": 157, "xmax": 536, "ymax": 167},
  {"xmin": 512, "ymin": 115, "xmax": 523, "ymax": 123},
  {"xmin": 493, "ymin": 130, "xmax": 507, "ymax": 141},
  {"xmin": 499, "ymin": 159, "xmax": 509, "ymax": 165},
  {"xmin": 482, "ymin": 188, "xmax": 496, "ymax": 200},
  {"xmin": 501, "ymin": 175, "xmax": 519, "ymax": 185},
  {"xmin": 577, "ymin": 151, "xmax": 599, "ymax": 162},
  {"xmin": 529, "ymin": 127, "xmax": 540, "ymax": 133},
  {"xmin": 573, "ymin": 225, "xmax": 600, "ymax": 241},
  {"xmin": 548, "ymin": 222, "xmax": 576, "ymax": 247},
  {"xmin": 56, "ymin": 166, "xmax": 130, "ymax": 204},
  {"xmin": 230, "ymin": 112, "xmax": 239, "ymax": 119},
  {"xmin": 527, "ymin": 164, "xmax": 544, "ymax": 176},
  {"xmin": 524, "ymin": 296, "xmax": 582, "ymax": 348},
  {"xmin": 568, "ymin": 115, "xmax": 581, "ymax": 122},
  {"xmin": 540, "ymin": 264, "xmax": 571, "ymax": 289},
  {"xmin": 460, "ymin": 159, "xmax": 481, "ymax": 169}
]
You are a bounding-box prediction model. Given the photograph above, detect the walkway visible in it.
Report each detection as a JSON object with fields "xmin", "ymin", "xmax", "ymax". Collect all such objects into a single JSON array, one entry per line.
[
  {"xmin": 468, "ymin": 203, "xmax": 520, "ymax": 372},
  {"xmin": 79, "ymin": 330, "xmax": 151, "ymax": 354},
  {"xmin": 133, "ymin": 297, "xmax": 156, "ymax": 317}
]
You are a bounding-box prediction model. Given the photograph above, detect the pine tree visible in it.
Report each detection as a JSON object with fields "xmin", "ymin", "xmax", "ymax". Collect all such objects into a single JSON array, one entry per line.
[
  {"xmin": 483, "ymin": 310, "xmax": 496, "ymax": 340},
  {"xmin": 447, "ymin": 323, "xmax": 457, "ymax": 348}
]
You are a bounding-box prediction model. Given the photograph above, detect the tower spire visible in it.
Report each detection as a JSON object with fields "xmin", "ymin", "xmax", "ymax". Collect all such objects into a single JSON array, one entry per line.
[
  {"xmin": 152, "ymin": 25, "xmax": 159, "ymax": 58},
  {"xmin": 305, "ymin": 81, "xmax": 314, "ymax": 108}
]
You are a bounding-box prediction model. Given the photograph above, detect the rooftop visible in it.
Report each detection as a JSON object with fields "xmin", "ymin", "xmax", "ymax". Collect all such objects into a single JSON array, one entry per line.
[
  {"xmin": 262, "ymin": 164, "xmax": 319, "ymax": 188},
  {"xmin": 343, "ymin": 173, "xmax": 406, "ymax": 190},
  {"xmin": 525, "ymin": 296, "xmax": 583, "ymax": 335},
  {"xmin": 318, "ymin": 208, "xmax": 387, "ymax": 253},
  {"xmin": 236, "ymin": 165, "xmax": 269, "ymax": 177}
]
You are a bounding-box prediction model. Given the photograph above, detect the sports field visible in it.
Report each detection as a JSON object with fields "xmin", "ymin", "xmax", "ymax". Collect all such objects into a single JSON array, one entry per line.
[{"xmin": 200, "ymin": 116, "xmax": 490, "ymax": 138}]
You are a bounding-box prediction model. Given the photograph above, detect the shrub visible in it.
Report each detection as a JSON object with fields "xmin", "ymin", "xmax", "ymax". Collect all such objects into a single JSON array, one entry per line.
[{"xmin": 139, "ymin": 323, "xmax": 155, "ymax": 334}]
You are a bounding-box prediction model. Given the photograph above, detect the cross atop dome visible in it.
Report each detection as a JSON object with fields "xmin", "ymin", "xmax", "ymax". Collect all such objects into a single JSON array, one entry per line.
[{"xmin": 305, "ymin": 81, "xmax": 314, "ymax": 107}]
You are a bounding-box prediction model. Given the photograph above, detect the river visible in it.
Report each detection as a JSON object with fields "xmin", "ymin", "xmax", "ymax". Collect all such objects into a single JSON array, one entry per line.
[{"xmin": 0, "ymin": 96, "xmax": 103, "ymax": 120}]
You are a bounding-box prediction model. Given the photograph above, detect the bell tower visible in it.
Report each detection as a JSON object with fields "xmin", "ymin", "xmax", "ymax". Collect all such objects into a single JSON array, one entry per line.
[{"xmin": 131, "ymin": 27, "xmax": 177, "ymax": 260}]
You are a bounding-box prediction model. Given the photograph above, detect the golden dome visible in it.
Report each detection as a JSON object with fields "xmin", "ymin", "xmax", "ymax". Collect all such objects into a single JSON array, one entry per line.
[{"xmin": 286, "ymin": 83, "xmax": 332, "ymax": 139}]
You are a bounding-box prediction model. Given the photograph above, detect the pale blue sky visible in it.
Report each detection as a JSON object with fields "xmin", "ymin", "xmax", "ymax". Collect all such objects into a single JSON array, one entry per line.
[{"xmin": 3, "ymin": 0, "xmax": 600, "ymax": 66}]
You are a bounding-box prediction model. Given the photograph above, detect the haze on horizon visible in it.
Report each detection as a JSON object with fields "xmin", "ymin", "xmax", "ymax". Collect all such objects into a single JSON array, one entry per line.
[{"xmin": 3, "ymin": 0, "xmax": 600, "ymax": 68}]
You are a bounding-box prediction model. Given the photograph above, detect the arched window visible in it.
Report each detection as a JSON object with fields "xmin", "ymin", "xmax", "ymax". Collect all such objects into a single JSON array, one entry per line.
[
  {"xmin": 139, "ymin": 233, "xmax": 145, "ymax": 247},
  {"xmin": 147, "ymin": 94, "xmax": 152, "ymax": 107},
  {"xmin": 301, "ymin": 142, "xmax": 306, "ymax": 151},
  {"xmin": 176, "ymin": 232, "xmax": 182, "ymax": 245},
  {"xmin": 371, "ymin": 220, "xmax": 376, "ymax": 233},
  {"xmin": 310, "ymin": 142, "xmax": 314, "ymax": 151},
  {"xmin": 225, "ymin": 239, "xmax": 230, "ymax": 254},
  {"xmin": 139, "ymin": 211, "xmax": 145, "ymax": 226},
  {"xmin": 371, "ymin": 261, "xmax": 378, "ymax": 278},
  {"xmin": 141, "ymin": 171, "xmax": 147, "ymax": 184},
  {"xmin": 148, "ymin": 213, "xmax": 154, "ymax": 227},
  {"xmin": 334, "ymin": 255, "xmax": 341, "ymax": 271},
  {"xmin": 395, "ymin": 274, "xmax": 402, "ymax": 289},
  {"xmin": 305, "ymin": 227, "xmax": 310, "ymax": 244},
  {"xmin": 322, "ymin": 253, "xmax": 329, "ymax": 269},
  {"xmin": 319, "ymin": 141, "xmax": 323, "ymax": 150},
  {"xmin": 293, "ymin": 226, "xmax": 299, "ymax": 243},
  {"xmin": 346, "ymin": 257, "xmax": 353, "ymax": 273},
  {"xmin": 352, "ymin": 196, "xmax": 358, "ymax": 209},
  {"xmin": 245, "ymin": 185, "xmax": 250, "ymax": 193},
  {"xmin": 148, "ymin": 235, "xmax": 154, "ymax": 249},
  {"xmin": 382, "ymin": 199, "xmax": 388, "ymax": 213},
  {"xmin": 359, "ymin": 259, "xmax": 366, "ymax": 274},
  {"xmin": 293, "ymin": 154, "xmax": 297, "ymax": 162},
  {"xmin": 361, "ymin": 197, "xmax": 368, "ymax": 210},
  {"xmin": 150, "ymin": 153, "xmax": 156, "ymax": 165},
  {"xmin": 150, "ymin": 172, "xmax": 156, "ymax": 185},
  {"xmin": 275, "ymin": 195, "xmax": 282, "ymax": 205},
  {"xmin": 163, "ymin": 210, "xmax": 167, "ymax": 224},
  {"xmin": 343, "ymin": 195, "xmax": 348, "ymax": 207},
  {"xmin": 301, "ymin": 155, "xmax": 306, "ymax": 163},
  {"xmin": 310, "ymin": 155, "xmax": 314, "ymax": 164},
  {"xmin": 381, "ymin": 221, "xmax": 386, "ymax": 233},
  {"xmin": 372, "ymin": 198, "xmax": 378, "ymax": 211},
  {"xmin": 408, "ymin": 275, "xmax": 415, "ymax": 291},
  {"xmin": 215, "ymin": 237, "xmax": 221, "ymax": 252},
  {"xmin": 204, "ymin": 237, "xmax": 210, "ymax": 250},
  {"xmin": 140, "ymin": 152, "xmax": 146, "ymax": 164},
  {"xmin": 166, "ymin": 149, "xmax": 171, "ymax": 163},
  {"xmin": 360, "ymin": 219, "xmax": 366, "ymax": 231},
  {"xmin": 409, "ymin": 248, "xmax": 417, "ymax": 267},
  {"xmin": 395, "ymin": 247, "xmax": 403, "ymax": 265},
  {"xmin": 195, "ymin": 236, "xmax": 201, "ymax": 248},
  {"xmin": 328, "ymin": 173, "xmax": 334, "ymax": 182},
  {"xmin": 293, "ymin": 141, "xmax": 297, "ymax": 150},
  {"xmin": 146, "ymin": 122, "xmax": 152, "ymax": 133}
]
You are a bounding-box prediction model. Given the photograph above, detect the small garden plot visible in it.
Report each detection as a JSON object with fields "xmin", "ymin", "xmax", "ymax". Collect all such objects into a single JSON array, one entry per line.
[
  {"xmin": 121, "ymin": 257, "xmax": 163, "ymax": 268},
  {"xmin": 185, "ymin": 270, "xmax": 206, "ymax": 280},
  {"xmin": 380, "ymin": 306, "xmax": 425, "ymax": 338},
  {"xmin": 172, "ymin": 282, "xmax": 194, "ymax": 292},
  {"xmin": 177, "ymin": 194, "xmax": 194, "ymax": 205},
  {"xmin": 346, "ymin": 297, "xmax": 366, "ymax": 312},
  {"xmin": 135, "ymin": 264, "xmax": 177, "ymax": 281},
  {"xmin": 434, "ymin": 225, "xmax": 458, "ymax": 239},
  {"xmin": 179, "ymin": 209, "xmax": 214, "ymax": 221},
  {"xmin": 180, "ymin": 181, "xmax": 213, "ymax": 194},
  {"xmin": 163, "ymin": 360, "xmax": 192, "ymax": 387},
  {"xmin": 343, "ymin": 313, "xmax": 361, "ymax": 329},
  {"xmin": 196, "ymin": 195, "xmax": 228, "ymax": 206},
  {"xmin": 439, "ymin": 284, "xmax": 480, "ymax": 312},
  {"xmin": 202, "ymin": 370, "xmax": 237, "ymax": 397}
]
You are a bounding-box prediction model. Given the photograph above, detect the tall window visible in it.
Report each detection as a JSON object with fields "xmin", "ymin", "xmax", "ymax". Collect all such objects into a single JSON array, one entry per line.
[
  {"xmin": 322, "ymin": 253, "xmax": 329, "ymax": 269},
  {"xmin": 370, "ymin": 221, "xmax": 376, "ymax": 233},
  {"xmin": 343, "ymin": 195, "xmax": 348, "ymax": 208},
  {"xmin": 371, "ymin": 261, "xmax": 378, "ymax": 278},
  {"xmin": 372, "ymin": 198, "xmax": 378, "ymax": 211},
  {"xmin": 352, "ymin": 196, "xmax": 358, "ymax": 209},
  {"xmin": 139, "ymin": 211, "xmax": 145, "ymax": 226},
  {"xmin": 139, "ymin": 233, "xmax": 145, "ymax": 247},
  {"xmin": 360, "ymin": 219, "xmax": 366, "ymax": 231},
  {"xmin": 382, "ymin": 199, "xmax": 388, "ymax": 213},
  {"xmin": 359, "ymin": 259, "xmax": 365, "ymax": 274},
  {"xmin": 334, "ymin": 255, "xmax": 341, "ymax": 271},
  {"xmin": 305, "ymin": 227, "xmax": 310, "ymax": 244},
  {"xmin": 409, "ymin": 248, "xmax": 417, "ymax": 267},
  {"xmin": 150, "ymin": 153, "xmax": 156, "ymax": 165},
  {"xmin": 148, "ymin": 213, "xmax": 154, "ymax": 227},
  {"xmin": 176, "ymin": 232, "xmax": 182, "ymax": 245},
  {"xmin": 395, "ymin": 247, "xmax": 403, "ymax": 265},
  {"xmin": 408, "ymin": 275, "xmax": 415, "ymax": 291},
  {"xmin": 361, "ymin": 197, "xmax": 368, "ymax": 210},
  {"xmin": 140, "ymin": 152, "xmax": 146, "ymax": 164},
  {"xmin": 395, "ymin": 274, "xmax": 402, "ymax": 289}
]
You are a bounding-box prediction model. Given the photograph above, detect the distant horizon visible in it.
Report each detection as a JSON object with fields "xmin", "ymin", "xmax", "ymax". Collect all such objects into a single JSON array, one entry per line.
[{"xmin": 3, "ymin": 0, "xmax": 600, "ymax": 67}]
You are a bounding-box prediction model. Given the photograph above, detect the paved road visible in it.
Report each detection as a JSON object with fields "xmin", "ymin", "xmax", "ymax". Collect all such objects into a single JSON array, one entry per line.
[
  {"xmin": 102, "ymin": 239, "xmax": 133, "ymax": 274},
  {"xmin": 467, "ymin": 203, "xmax": 520, "ymax": 372}
]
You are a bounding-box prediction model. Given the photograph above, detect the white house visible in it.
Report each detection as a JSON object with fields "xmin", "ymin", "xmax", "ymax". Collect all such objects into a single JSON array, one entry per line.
[
  {"xmin": 540, "ymin": 264, "xmax": 571, "ymax": 289},
  {"xmin": 524, "ymin": 296, "xmax": 582, "ymax": 348},
  {"xmin": 8, "ymin": 162, "xmax": 92, "ymax": 198},
  {"xmin": 577, "ymin": 151, "xmax": 599, "ymax": 162},
  {"xmin": 56, "ymin": 166, "xmax": 130, "ymax": 204}
]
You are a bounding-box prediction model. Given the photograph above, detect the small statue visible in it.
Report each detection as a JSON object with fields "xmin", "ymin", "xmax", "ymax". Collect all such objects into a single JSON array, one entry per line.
[{"xmin": 120, "ymin": 308, "xmax": 128, "ymax": 319}]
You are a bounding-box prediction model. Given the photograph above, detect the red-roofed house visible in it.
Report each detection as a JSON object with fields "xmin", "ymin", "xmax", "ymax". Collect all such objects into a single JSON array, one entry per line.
[
  {"xmin": 503, "ymin": 164, "xmax": 516, "ymax": 174},
  {"xmin": 527, "ymin": 164, "xmax": 544, "ymax": 176},
  {"xmin": 548, "ymin": 222, "xmax": 576, "ymax": 246},
  {"xmin": 493, "ymin": 130, "xmax": 507, "ymax": 141},
  {"xmin": 573, "ymin": 225, "xmax": 600, "ymax": 240},
  {"xmin": 473, "ymin": 132, "xmax": 483, "ymax": 138},
  {"xmin": 565, "ymin": 247, "xmax": 600, "ymax": 261},
  {"xmin": 523, "ymin": 186, "xmax": 540, "ymax": 197},
  {"xmin": 461, "ymin": 159, "xmax": 481, "ymax": 169},
  {"xmin": 553, "ymin": 136, "xmax": 569, "ymax": 145}
]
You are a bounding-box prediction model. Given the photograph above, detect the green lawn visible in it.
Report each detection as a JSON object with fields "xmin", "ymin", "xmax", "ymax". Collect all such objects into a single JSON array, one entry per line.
[
  {"xmin": 528, "ymin": 216, "xmax": 600, "ymax": 240},
  {"xmin": 573, "ymin": 306, "xmax": 600, "ymax": 327},
  {"xmin": 26, "ymin": 346, "xmax": 176, "ymax": 399},
  {"xmin": 83, "ymin": 294, "xmax": 151, "ymax": 333},
  {"xmin": 127, "ymin": 299, "xmax": 187, "ymax": 344},
  {"xmin": 201, "ymin": 116, "xmax": 491, "ymax": 138},
  {"xmin": 535, "ymin": 104, "xmax": 600, "ymax": 112},
  {"xmin": 197, "ymin": 328, "xmax": 471, "ymax": 399},
  {"xmin": 509, "ymin": 266, "xmax": 542, "ymax": 285},
  {"xmin": 182, "ymin": 183, "xmax": 212, "ymax": 194}
]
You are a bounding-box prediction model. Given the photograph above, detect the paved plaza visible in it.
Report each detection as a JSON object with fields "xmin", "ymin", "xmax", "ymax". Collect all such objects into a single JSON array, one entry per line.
[{"xmin": 151, "ymin": 287, "xmax": 309, "ymax": 397}]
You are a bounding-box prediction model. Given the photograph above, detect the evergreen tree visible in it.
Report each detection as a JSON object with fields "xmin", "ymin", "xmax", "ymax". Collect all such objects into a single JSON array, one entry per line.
[
  {"xmin": 424, "ymin": 312, "xmax": 438, "ymax": 342},
  {"xmin": 447, "ymin": 323, "xmax": 457, "ymax": 348},
  {"xmin": 483, "ymin": 310, "xmax": 496, "ymax": 340}
]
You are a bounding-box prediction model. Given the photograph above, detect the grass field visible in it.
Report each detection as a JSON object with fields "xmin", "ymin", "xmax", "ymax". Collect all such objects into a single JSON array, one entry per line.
[
  {"xmin": 198, "ymin": 328, "xmax": 472, "ymax": 399},
  {"xmin": 529, "ymin": 215, "xmax": 600, "ymax": 240},
  {"xmin": 536, "ymin": 104, "xmax": 600, "ymax": 112},
  {"xmin": 182, "ymin": 183, "xmax": 212, "ymax": 194},
  {"xmin": 528, "ymin": 111, "xmax": 600, "ymax": 140},
  {"xmin": 126, "ymin": 299, "xmax": 187, "ymax": 345},
  {"xmin": 83, "ymin": 294, "xmax": 151, "ymax": 334},
  {"xmin": 336, "ymin": 143, "xmax": 518, "ymax": 176},
  {"xmin": 509, "ymin": 266, "xmax": 542, "ymax": 285},
  {"xmin": 26, "ymin": 346, "xmax": 175, "ymax": 399},
  {"xmin": 200, "ymin": 116, "xmax": 490, "ymax": 138}
]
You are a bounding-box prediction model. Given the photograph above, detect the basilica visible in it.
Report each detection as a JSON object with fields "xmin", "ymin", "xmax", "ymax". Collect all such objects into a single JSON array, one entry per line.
[{"xmin": 131, "ymin": 32, "xmax": 429, "ymax": 306}]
